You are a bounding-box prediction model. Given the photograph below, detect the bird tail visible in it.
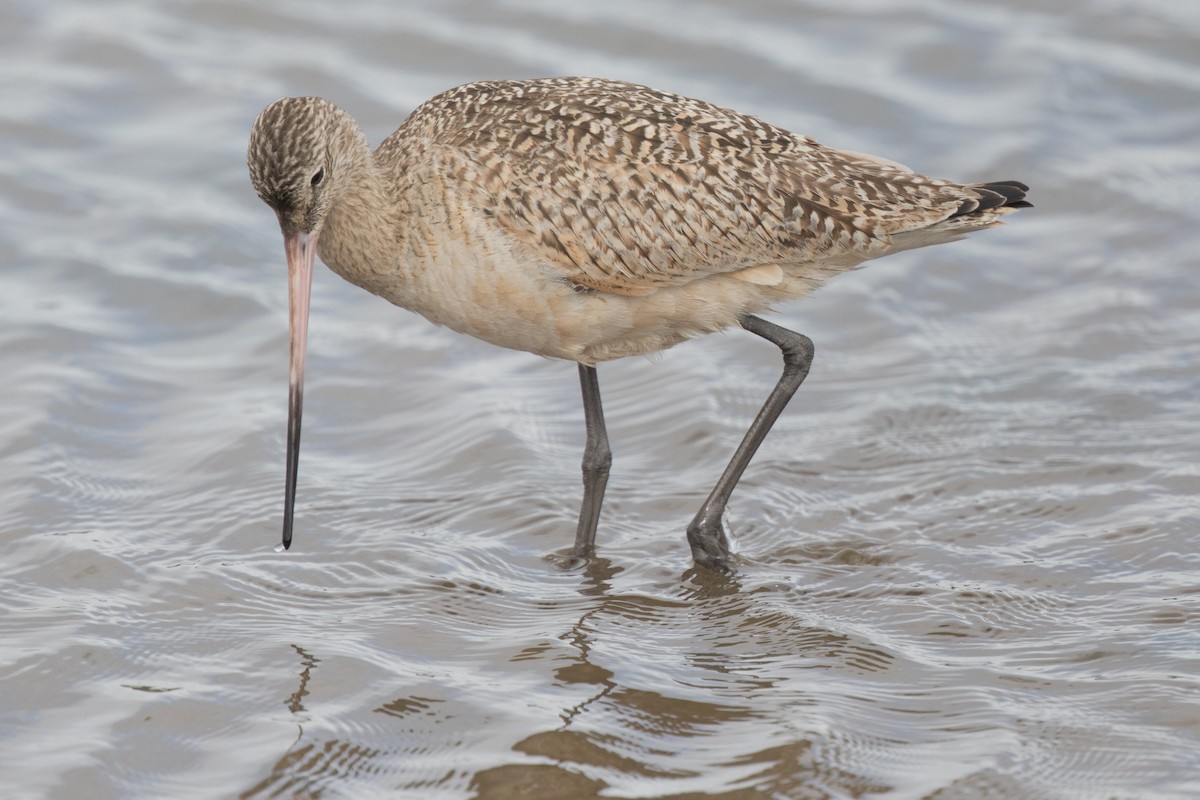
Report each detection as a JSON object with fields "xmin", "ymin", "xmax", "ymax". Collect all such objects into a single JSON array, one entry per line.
[
  {"xmin": 950, "ymin": 180, "xmax": 1033, "ymax": 219},
  {"xmin": 886, "ymin": 180, "xmax": 1031, "ymax": 255}
]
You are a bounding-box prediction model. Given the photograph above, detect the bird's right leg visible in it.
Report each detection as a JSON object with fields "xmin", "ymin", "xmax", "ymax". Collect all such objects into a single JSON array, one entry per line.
[
  {"xmin": 687, "ymin": 315, "xmax": 814, "ymax": 571},
  {"xmin": 573, "ymin": 363, "xmax": 612, "ymax": 558}
]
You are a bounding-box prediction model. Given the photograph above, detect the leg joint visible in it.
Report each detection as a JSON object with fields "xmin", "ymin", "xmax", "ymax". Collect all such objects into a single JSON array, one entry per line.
[
  {"xmin": 781, "ymin": 332, "xmax": 815, "ymax": 368},
  {"xmin": 582, "ymin": 442, "xmax": 612, "ymax": 475},
  {"xmin": 740, "ymin": 315, "xmax": 815, "ymax": 376}
]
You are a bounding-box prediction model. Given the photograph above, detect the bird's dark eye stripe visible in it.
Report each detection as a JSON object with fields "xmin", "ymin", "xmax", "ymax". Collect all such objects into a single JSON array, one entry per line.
[{"xmin": 311, "ymin": 167, "xmax": 325, "ymax": 186}]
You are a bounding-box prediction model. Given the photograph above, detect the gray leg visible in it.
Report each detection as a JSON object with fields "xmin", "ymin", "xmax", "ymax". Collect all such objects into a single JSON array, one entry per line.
[
  {"xmin": 574, "ymin": 363, "xmax": 612, "ymax": 557},
  {"xmin": 687, "ymin": 315, "xmax": 814, "ymax": 570}
]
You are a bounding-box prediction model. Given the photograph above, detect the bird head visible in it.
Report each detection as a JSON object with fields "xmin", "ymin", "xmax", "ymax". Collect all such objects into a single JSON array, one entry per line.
[
  {"xmin": 247, "ymin": 95, "xmax": 365, "ymax": 550},
  {"xmin": 248, "ymin": 96, "xmax": 357, "ymax": 237}
]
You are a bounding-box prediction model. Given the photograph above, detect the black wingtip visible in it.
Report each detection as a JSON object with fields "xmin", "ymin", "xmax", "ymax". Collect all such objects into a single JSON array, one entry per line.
[
  {"xmin": 977, "ymin": 180, "xmax": 1031, "ymax": 208},
  {"xmin": 952, "ymin": 180, "xmax": 1032, "ymax": 217}
]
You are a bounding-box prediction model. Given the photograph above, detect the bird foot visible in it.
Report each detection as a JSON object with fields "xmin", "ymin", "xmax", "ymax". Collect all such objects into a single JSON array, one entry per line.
[{"xmin": 687, "ymin": 520, "xmax": 736, "ymax": 574}]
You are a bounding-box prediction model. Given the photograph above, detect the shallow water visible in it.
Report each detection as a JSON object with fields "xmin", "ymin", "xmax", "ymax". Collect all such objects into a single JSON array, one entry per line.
[{"xmin": 2, "ymin": 0, "xmax": 1198, "ymax": 797}]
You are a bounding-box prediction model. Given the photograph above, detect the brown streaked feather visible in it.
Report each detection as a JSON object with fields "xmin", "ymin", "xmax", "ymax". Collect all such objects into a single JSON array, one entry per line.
[{"xmin": 378, "ymin": 77, "xmax": 1022, "ymax": 297}]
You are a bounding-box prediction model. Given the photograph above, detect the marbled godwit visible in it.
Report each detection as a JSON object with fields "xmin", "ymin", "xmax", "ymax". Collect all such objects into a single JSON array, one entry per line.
[{"xmin": 247, "ymin": 77, "xmax": 1029, "ymax": 570}]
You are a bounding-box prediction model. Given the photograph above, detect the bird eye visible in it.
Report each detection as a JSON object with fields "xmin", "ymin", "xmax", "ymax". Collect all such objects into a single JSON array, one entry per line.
[{"xmin": 311, "ymin": 167, "xmax": 325, "ymax": 187}]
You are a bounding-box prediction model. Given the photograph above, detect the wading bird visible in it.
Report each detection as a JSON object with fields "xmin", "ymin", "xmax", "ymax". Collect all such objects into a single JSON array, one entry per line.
[{"xmin": 248, "ymin": 77, "xmax": 1029, "ymax": 570}]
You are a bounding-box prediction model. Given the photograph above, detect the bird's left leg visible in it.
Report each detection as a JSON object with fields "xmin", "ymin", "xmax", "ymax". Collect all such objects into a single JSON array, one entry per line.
[
  {"xmin": 687, "ymin": 315, "xmax": 814, "ymax": 570},
  {"xmin": 573, "ymin": 363, "xmax": 612, "ymax": 558}
]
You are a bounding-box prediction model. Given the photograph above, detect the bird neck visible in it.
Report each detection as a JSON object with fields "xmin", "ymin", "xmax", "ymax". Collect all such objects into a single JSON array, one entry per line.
[{"xmin": 316, "ymin": 143, "xmax": 404, "ymax": 300}]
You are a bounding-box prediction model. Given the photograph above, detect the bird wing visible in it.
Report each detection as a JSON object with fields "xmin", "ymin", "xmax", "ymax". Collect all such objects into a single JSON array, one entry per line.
[{"xmin": 401, "ymin": 78, "xmax": 984, "ymax": 296}]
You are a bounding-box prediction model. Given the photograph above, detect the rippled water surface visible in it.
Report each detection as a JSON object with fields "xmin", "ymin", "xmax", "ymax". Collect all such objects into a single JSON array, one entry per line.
[{"xmin": 3, "ymin": 1, "xmax": 1198, "ymax": 797}]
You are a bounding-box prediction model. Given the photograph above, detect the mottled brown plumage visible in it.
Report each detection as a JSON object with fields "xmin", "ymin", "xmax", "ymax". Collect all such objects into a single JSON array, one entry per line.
[
  {"xmin": 248, "ymin": 76, "xmax": 1029, "ymax": 567},
  {"xmin": 250, "ymin": 77, "xmax": 1027, "ymax": 364}
]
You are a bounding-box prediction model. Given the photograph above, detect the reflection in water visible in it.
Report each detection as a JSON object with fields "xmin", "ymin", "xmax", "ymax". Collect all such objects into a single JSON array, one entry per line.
[
  {"xmin": 240, "ymin": 646, "xmax": 323, "ymax": 799},
  {"xmin": 239, "ymin": 559, "xmax": 920, "ymax": 796},
  {"xmin": 287, "ymin": 644, "xmax": 319, "ymax": 715}
]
